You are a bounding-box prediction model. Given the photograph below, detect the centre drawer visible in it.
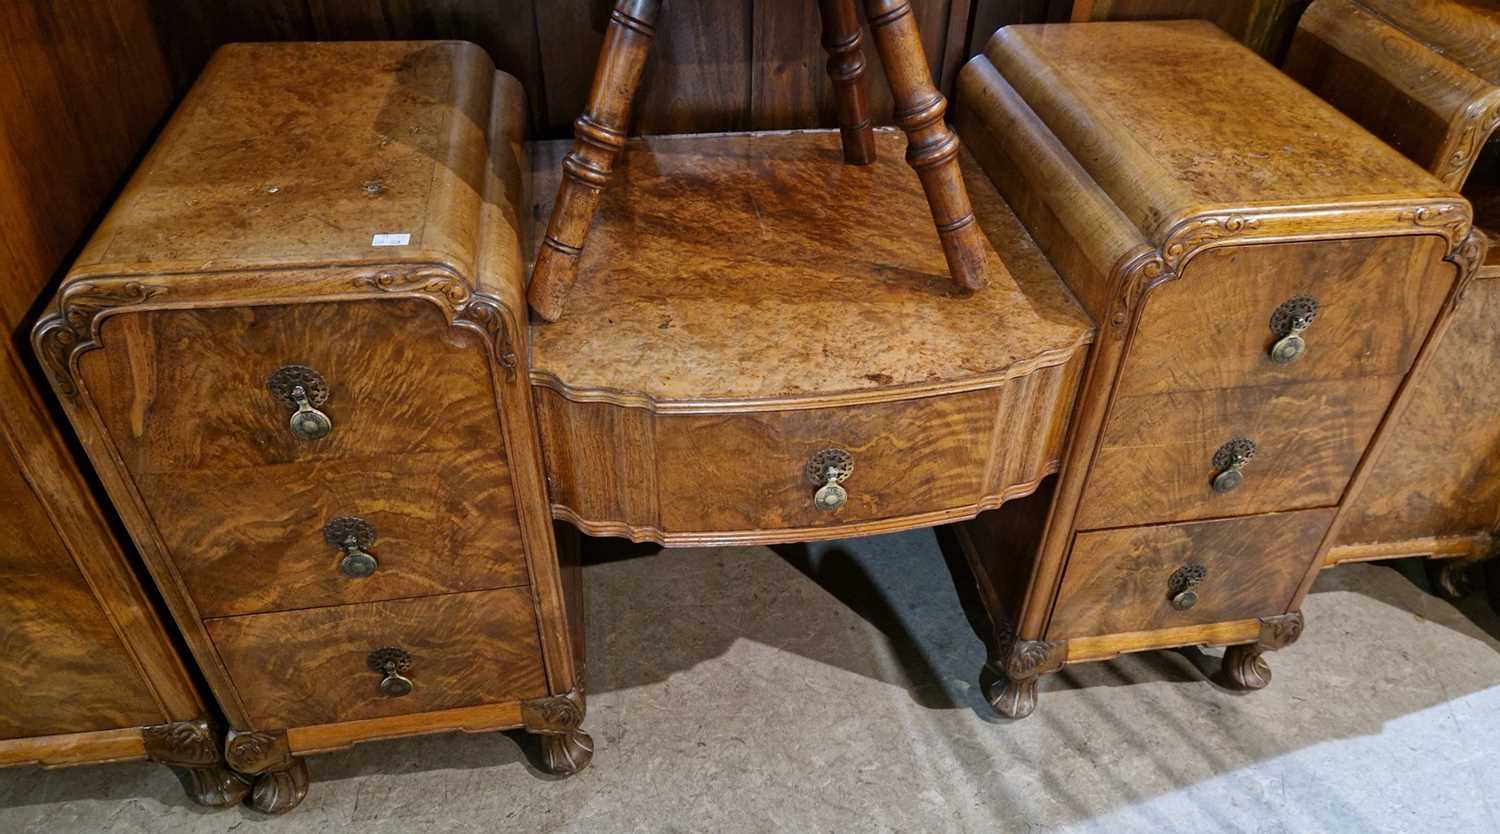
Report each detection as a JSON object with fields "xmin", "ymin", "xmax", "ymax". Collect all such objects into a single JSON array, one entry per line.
[
  {"xmin": 1047, "ymin": 508, "xmax": 1336, "ymax": 641},
  {"xmin": 205, "ymin": 588, "xmax": 548, "ymax": 730},
  {"xmin": 1076, "ymin": 376, "xmax": 1400, "ymax": 530}
]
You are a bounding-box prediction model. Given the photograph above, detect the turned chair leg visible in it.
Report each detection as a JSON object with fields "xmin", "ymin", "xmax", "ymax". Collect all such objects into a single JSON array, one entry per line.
[
  {"xmin": 863, "ymin": 0, "xmax": 987, "ymax": 291},
  {"xmin": 817, "ymin": 0, "xmax": 876, "ymax": 165},
  {"xmin": 528, "ymin": 0, "xmax": 663, "ymax": 322}
]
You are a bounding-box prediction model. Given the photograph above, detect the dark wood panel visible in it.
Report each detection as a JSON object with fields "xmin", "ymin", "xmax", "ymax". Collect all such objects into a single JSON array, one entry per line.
[
  {"xmin": 1049, "ymin": 509, "xmax": 1335, "ymax": 640},
  {"xmin": 1071, "ymin": 0, "xmax": 1310, "ymax": 57},
  {"xmin": 151, "ymin": 0, "xmax": 976, "ymax": 137},
  {"xmin": 206, "ymin": 589, "xmax": 548, "ymax": 729}
]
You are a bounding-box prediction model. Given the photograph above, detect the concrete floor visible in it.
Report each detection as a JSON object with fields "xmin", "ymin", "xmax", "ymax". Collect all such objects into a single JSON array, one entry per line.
[{"xmin": 4, "ymin": 528, "xmax": 1500, "ymax": 833}]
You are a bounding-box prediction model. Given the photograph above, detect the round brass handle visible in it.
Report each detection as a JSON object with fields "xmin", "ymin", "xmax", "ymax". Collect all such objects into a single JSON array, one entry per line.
[
  {"xmin": 806, "ymin": 448, "xmax": 854, "ymax": 512},
  {"xmin": 368, "ymin": 647, "xmax": 413, "ymax": 697},
  {"xmin": 1211, "ymin": 437, "xmax": 1257, "ymax": 494},
  {"xmin": 1268, "ymin": 296, "xmax": 1318, "ymax": 365},
  {"xmin": 268, "ymin": 365, "xmax": 332, "ymax": 441},
  {"xmin": 324, "ymin": 517, "xmax": 378, "ymax": 579},
  {"xmin": 1168, "ymin": 564, "xmax": 1207, "ymax": 611}
]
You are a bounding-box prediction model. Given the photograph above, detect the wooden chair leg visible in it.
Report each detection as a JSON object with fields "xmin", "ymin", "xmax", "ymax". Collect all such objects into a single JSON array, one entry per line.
[
  {"xmin": 863, "ymin": 0, "xmax": 987, "ymax": 291},
  {"xmin": 817, "ymin": 0, "xmax": 876, "ymax": 165},
  {"xmin": 528, "ymin": 0, "xmax": 662, "ymax": 322}
]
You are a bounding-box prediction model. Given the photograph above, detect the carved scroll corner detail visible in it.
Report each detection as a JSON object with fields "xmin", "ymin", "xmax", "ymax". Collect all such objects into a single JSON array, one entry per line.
[
  {"xmin": 1003, "ymin": 638, "xmax": 1068, "ymax": 680},
  {"xmin": 521, "ymin": 688, "xmax": 586, "ymax": 735},
  {"xmin": 33, "ymin": 280, "xmax": 166, "ymax": 397},
  {"xmin": 351, "ymin": 266, "xmax": 472, "ymax": 306},
  {"xmin": 1109, "ymin": 253, "xmax": 1171, "ymax": 337},
  {"xmin": 454, "ymin": 294, "xmax": 520, "ymax": 381},
  {"xmin": 1399, "ymin": 203, "xmax": 1472, "ymax": 247},
  {"xmin": 1257, "ymin": 611, "xmax": 1305, "ymax": 650},
  {"xmin": 224, "ymin": 729, "xmax": 292, "ymax": 775},
  {"xmin": 1161, "ymin": 215, "xmax": 1262, "ymax": 268},
  {"xmin": 142, "ymin": 719, "xmax": 221, "ymax": 768}
]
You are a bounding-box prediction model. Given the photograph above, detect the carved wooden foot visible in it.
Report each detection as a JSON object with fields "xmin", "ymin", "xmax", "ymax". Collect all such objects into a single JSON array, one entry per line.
[
  {"xmin": 987, "ymin": 636, "xmax": 1066, "ymax": 720},
  {"xmin": 523, "ymin": 688, "xmax": 593, "ymax": 776},
  {"xmin": 818, "ymin": 0, "xmax": 876, "ymax": 165},
  {"xmin": 1428, "ymin": 557, "xmax": 1481, "ymax": 600},
  {"xmin": 537, "ymin": 729, "xmax": 595, "ymax": 776},
  {"xmin": 529, "ymin": 0, "xmax": 662, "ymax": 322},
  {"xmin": 1224, "ymin": 611, "xmax": 1304, "ymax": 691},
  {"xmin": 864, "ymin": 0, "xmax": 987, "ymax": 291},
  {"xmin": 142, "ymin": 720, "xmax": 251, "ymax": 808},
  {"xmin": 226, "ymin": 729, "xmax": 309, "ymax": 815}
]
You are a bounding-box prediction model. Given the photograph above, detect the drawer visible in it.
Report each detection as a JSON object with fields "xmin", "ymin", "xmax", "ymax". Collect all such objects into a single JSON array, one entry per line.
[
  {"xmin": 1047, "ymin": 509, "xmax": 1336, "ymax": 640},
  {"xmin": 205, "ymin": 589, "xmax": 547, "ymax": 729},
  {"xmin": 140, "ymin": 451, "xmax": 529, "ymax": 618},
  {"xmin": 537, "ymin": 356, "xmax": 1082, "ymax": 541},
  {"xmin": 1117, "ymin": 236, "xmax": 1451, "ymax": 397},
  {"xmin": 79, "ymin": 299, "xmax": 503, "ymax": 473},
  {"xmin": 1076, "ymin": 376, "xmax": 1399, "ymax": 529}
]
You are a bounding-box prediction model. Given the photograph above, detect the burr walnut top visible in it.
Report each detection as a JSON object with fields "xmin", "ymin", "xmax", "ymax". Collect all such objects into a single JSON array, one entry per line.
[
  {"xmin": 983, "ymin": 20, "xmax": 1454, "ymax": 246},
  {"xmin": 65, "ymin": 40, "xmax": 528, "ymax": 305},
  {"xmin": 527, "ymin": 130, "xmax": 1093, "ymax": 407}
]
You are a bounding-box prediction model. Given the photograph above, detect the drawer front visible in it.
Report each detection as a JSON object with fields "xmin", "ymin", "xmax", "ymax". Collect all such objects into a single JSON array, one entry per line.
[
  {"xmin": 1047, "ymin": 509, "xmax": 1336, "ymax": 640},
  {"xmin": 1077, "ymin": 377, "xmax": 1399, "ymax": 529},
  {"xmin": 140, "ymin": 451, "xmax": 529, "ymax": 618},
  {"xmin": 537, "ymin": 356, "xmax": 1082, "ymax": 541},
  {"xmin": 205, "ymin": 589, "xmax": 547, "ymax": 729},
  {"xmin": 78, "ymin": 300, "xmax": 503, "ymax": 472},
  {"xmin": 1117, "ymin": 236, "xmax": 1451, "ymax": 397}
]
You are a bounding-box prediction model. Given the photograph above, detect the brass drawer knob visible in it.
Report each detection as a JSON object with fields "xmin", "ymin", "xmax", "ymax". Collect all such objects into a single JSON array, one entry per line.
[
  {"xmin": 268, "ymin": 365, "xmax": 332, "ymax": 440},
  {"xmin": 367, "ymin": 647, "xmax": 413, "ymax": 697},
  {"xmin": 806, "ymin": 448, "xmax": 854, "ymax": 511},
  {"xmin": 1268, "ymin": 296, "xmax": 1319, "ymax": 364},
  {"xmin": 323, "ymin": 516, "xmax": 377, "ymax": 579},
  {"xmin": 1168, "ymin": 563, "xmax": 1207, "ymax": 611},
  {"xmin": 1211, "ymin": 437, "xmax": 1257, "ymax": 493}
]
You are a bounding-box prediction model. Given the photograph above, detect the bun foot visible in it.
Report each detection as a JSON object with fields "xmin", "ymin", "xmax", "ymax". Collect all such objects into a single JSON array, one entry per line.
[
  {"xmin": 1224, "ymin": 644, "xmax": 1273, "ymax": 690},
  {"xmin": 537, "ymin": 729, "xmax": 594, "ymax": 776},
  {"xmin": 986, "ymin": 674, "xmax": 1039, "ymax": 720},
  {"xmin": 249, "ymin": 758, "xmax": 309, "ymax": 815}
]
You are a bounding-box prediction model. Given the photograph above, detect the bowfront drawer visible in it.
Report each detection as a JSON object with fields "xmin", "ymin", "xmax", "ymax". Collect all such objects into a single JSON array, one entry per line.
[
  {"xmin": 205, "ymin": 589, "xmax": 547, "ymax": 729},
  {"xmin": 1076, "ymin": 377, "xmax": 1399, "ymax": 529},
  {"xmin": 79, "ymin": 300, "xmax": 501, "ymax": 472},
  {"xmin": 140, "ymin": 451, "xmax": 529, "ymax": 617},
  {"xmin": 1116, "ymin": 236, "xmax": 1451, "ymax": 397},
  {"xmin": 537, "ymin": 354, "xmax": 1084, "ymax": 543},
  {"xmin": 1047, "ymin": 509, "xmax": 1336, "ymax": 641}
]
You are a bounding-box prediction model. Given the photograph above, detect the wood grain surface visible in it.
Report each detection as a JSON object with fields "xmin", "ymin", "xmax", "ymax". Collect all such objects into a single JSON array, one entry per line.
[
  {"xmin": 80, "ymin": 300, "xmax": 504, "ymax": 473},
  {"xmin": 206, "ymin": 589, "xmax": 547, "ymax": 730},
  {"xmin": 527, "ymin": 130, "xmax": 1092, "ymax": 405},
  {"xmin": 1078, "ymin": 377, "xmax": 1399, "ymax": 530},
  {"xmin": 983, "ymin": 21, "xmax": 1449, "ymax": 242},
  {"xmin": 0, "ymin": 441, "xmax": 161, "ymax": 738},
  {"xmin": 1117, "ymin": 236, "xmax": 1453, "ymax": 397},
  {"xmin": 1048, "ymin": 509, "xmax": 1335, "ymax": 640},
  {"xmin": 1335, "ymin": 277, "xmax": 1500, "ymax": 547},
  {"xmin": 141, "ymin": 449, "xmax": 528, "ymax": 618}
]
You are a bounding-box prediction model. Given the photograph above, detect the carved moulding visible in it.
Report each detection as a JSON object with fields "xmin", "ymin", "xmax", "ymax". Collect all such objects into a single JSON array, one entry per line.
[
  {"xmin": 32, "ymin": 263, "xmax": 523, "ymax": 398},
  {"xmin": 141, "ymin": 720, "xmax": 251, "ymax": 808},
  {"xmin": 1437, "ymin": 93, "xmax": 1500, "ymax": 188},
  {"xmin": 521, "ymin": 688, "xmax": 593, "ymax": 777}
]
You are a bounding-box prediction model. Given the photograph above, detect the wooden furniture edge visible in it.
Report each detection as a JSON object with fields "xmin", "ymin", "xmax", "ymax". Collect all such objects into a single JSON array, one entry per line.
[
  {"xmin": 0, "ymin": 727, "xmax": 147, "ymax": 769},
  {"xmin": 1324, "ymin": 533, "xmax": 1491, "ymax": 567},
  {"xmin": 553, "ymin": 464, "xmax": 1059, "ymax": 547},
  {"xmin": 1065, "ymin": 619, "xmax": 1264, "ymax": 664}
]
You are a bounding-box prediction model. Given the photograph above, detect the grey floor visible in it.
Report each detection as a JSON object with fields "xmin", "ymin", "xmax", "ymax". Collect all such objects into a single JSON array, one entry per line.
[{"xmin": 4, "ymin": 528, "xmax": 1500, "ymax": 833}]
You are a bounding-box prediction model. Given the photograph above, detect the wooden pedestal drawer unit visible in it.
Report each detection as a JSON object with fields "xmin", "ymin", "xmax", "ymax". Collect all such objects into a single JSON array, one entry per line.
[
  {"xmin": 527, "ymin": 130, "xmax": 1094, "ymax": 548},
  {"xmin": 951, "ymin": 20, "xmax": 1485, "ymax": 718},
  {"xmin": 32, "ymin": 42, "xmax": 586, "ymax": 814},
  {"xmin": 1283, "ymin": 0, "xmax": 1500, "ymax": 593}
]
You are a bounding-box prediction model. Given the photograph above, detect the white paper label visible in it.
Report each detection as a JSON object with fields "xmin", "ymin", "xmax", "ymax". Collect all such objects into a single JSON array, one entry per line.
[{"xmin": 371, "ymin": 233, "xmax": 411, "ymax": 247}]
